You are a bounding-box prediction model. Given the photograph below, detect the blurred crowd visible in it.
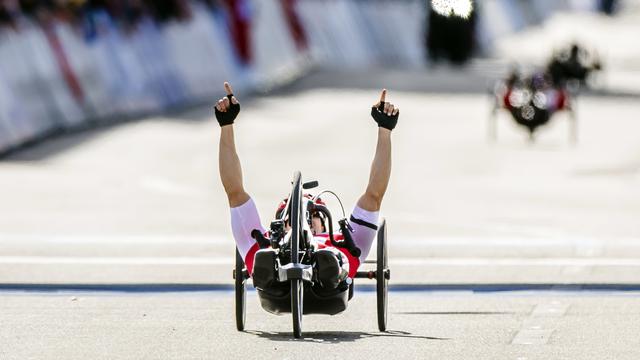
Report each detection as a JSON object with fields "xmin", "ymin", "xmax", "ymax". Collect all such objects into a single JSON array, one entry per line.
[
  {"xmin": 0, "ymin": 0, "xmax": 313, "ymax": 154},
  {"xmin": 0, "ymin": 0, "xmax": 221, "ymax": 32},
  {"xmin": 0, "ymin": 0, "xmax": 615, "ymax": 154}
]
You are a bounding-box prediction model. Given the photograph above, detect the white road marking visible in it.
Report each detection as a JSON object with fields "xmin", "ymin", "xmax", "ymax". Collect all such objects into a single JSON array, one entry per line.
[
  {"xmin": 531, "ymin": 301, "xmax": 569, "ymax": 317},
  {"xmin": 0, "ymin": 234, "xmax": 229, "ymax": 245},
  {"xmin": 512, "ymin": 301, "xmax": 568, "ymax": 345},
  {"xmin": 520, "ymin": 320, "xmax": 545, "ymax": 329},
  {"xmin": 0, "ymin": 234, "xmax": 639, "ymax": 248},
  {"xmin": 0, "ymin": 256, "xmax": 232, "ymax": 265},
  {"xmin": 1, "ymin": 256, "xmax": 640, "ymax": 266},
  {"xmin": 389, "ymin": 258, "xmax": 640, "ymax": 266},
  {"xmin": 511, "ymin": 329, "xmax": 555, "ymax": 345}
]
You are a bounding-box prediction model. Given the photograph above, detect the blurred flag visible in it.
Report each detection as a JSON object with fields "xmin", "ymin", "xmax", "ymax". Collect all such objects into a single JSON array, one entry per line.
[
  {"xmin": 281, "ymin": 0, "xmax": 308, "ymax": 51},
  {"xmin": 42, "ymin": 20, "xmax": 85, "ymax": 104},
  {"xmin": 225, "ymin": 0, "xmax": 253, "ymax": 65}
]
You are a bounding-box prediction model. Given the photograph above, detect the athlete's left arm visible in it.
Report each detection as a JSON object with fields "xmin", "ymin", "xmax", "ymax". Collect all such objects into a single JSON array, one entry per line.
[{"xmin": 356, "ymin": 89, "xmax": 399, "ymax": 212}]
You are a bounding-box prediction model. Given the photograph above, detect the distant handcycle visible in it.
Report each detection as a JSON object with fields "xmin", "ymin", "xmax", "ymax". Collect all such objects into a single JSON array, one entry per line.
[
  {"xmin": 232, "ymin": 171, "xmax": 390, "ymax": 338},
  {"xmin": 488, "ymin": 44, "xmax": 601, "ymax": 143},
  {"xmin": 489, "ymin": 70, "xmax": 576, "ymax": 143}
]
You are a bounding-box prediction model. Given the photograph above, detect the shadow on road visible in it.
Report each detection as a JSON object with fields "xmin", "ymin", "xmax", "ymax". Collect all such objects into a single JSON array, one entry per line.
[
  {"xmin": 396, "ymin": 311, "xmax": 514, "ymax": 315},
  {"xmin": 270, "ymin": 66, "xmax": 497, "ymax": 96},
  {"xmin": 244, "ymin": 329, "xmax": 449, "ymax": 343},
  {"xmin": 5, "ymin": 283, "xmax": 640, "ymax": 293},
  {"xmin": 0, "ymin": 101, "xmax": 214, "ymax": 163}
]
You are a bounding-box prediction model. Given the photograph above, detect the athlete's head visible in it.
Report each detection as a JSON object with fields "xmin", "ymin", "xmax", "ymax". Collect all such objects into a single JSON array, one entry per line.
[{"xmin": 275, "ymin": 194, "xmax": 327, "ymax": 235}]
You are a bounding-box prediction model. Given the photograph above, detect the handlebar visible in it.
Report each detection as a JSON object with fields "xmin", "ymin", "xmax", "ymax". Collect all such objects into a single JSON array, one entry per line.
[{"xmin": 259, "ymin": 172, "xmax": 361, "ymax": 258}]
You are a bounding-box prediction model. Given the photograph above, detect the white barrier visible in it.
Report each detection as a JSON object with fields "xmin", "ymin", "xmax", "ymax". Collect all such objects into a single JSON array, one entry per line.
[
  {"xmin": 295, "ymin": 0, "xmax": 427, "ymax": 68},
  {"xmin": 477, "ymin": 0, "xmax": 600, "ymax": 51},
  {"xmin": 0, "ymin": 0, "xmax": 602, "ymax": 155}
]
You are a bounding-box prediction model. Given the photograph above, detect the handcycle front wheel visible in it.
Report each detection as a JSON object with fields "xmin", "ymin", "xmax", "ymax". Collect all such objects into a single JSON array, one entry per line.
[
  {"xmin": 290, "ymin": 171, "xmax": 304, "ymax": 338},
  {"xmin": 376, "ymin": 218, "xmax": 389, "ymax": 332},
  {"xmin": 291, "ymin": 279, "xmax": 303, "ymax": 338},
  {"xmin": 234, "ymin": 247, "xmax": 246, "ymax": 331}
]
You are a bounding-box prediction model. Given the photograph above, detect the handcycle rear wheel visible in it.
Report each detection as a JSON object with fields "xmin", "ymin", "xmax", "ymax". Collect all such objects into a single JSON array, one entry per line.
[
  {"xmin": 234, "ymin": 247, "xmax": 246, "ymax": 331},
  {"xmin": 376, "ymin": 218, "xmax": 389, "ymax": 332}
]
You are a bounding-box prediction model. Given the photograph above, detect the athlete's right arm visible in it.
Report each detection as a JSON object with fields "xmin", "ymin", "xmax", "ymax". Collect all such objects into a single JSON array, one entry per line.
[{"xmin": 217, "ymin": 82, "xmax": 250, "ymax": 207}]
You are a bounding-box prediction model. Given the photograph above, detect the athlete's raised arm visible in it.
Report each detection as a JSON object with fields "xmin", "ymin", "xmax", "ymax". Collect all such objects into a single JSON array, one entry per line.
[
  {"xmin": 357, "ymin": 89, "xmax": 399, "ymax": 212},
  {"xmin": 217, "ymin": 82, "xmax": 250, "ymax": 207}
]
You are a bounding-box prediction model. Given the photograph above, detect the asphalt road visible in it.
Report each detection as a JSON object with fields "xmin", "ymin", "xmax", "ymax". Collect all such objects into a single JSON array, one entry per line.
[
  {"xmin": 2, "ymin": 290, "xmax": 640, "ymax": 360},
  {"xmin": 0, "ymin": 86, "xmax": 638, "ymax": 286},
  {"xmin": 1, "ymin": 75, "xmax": 639, "ymax": 359}
]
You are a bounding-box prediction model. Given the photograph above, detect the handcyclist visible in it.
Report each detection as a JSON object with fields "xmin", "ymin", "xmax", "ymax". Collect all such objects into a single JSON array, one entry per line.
[{"xmin": 216, "ymin": 82, "xmax": 399, "ymax": 293}]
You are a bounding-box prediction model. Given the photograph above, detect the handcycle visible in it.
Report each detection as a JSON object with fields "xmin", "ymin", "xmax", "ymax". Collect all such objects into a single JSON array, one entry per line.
[
  {"xmin": 488, "ymin": 44, "xmax": 602, "ymax": 144},
  {"xmin": 488, "ymin": 72, "xmax": 577, "ymax": 143},
  {"xmin": 232, "ymin": 171, "xmax": 390, "ymax": 338}
]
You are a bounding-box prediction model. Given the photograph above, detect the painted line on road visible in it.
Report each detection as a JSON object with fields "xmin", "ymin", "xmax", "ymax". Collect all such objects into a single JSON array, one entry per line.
[
  {"xmin": 2, "ymin": 256, "xmax": 640, "ymax": 266},
  {"xmin": 531, "ymin": 302, "xmax": 569, "ymax": 317},
  {"xmin": 388, "ymin": 258, "xmax": 640, "ymax": 266},
  {"xmin": 0, "ymin": 256, "xmax": 232, "ymax": 265},
  {"xmin": 3, "ymin": 283, "xmax": 640, "ymax": 294},
  {"xmin": 511, "ymin": 301, "xmax": 568, "ymax": 345},
  {"xmin": 511, "ymin": 329, "xmax": 555, "ymax": 345},
  {"xmin": 0, "ymin": 234, "xmax": 229, "ymax": 245},
  {"xmin": 1, "ymin": 234, "xmax": 639, "ymax": 248}
]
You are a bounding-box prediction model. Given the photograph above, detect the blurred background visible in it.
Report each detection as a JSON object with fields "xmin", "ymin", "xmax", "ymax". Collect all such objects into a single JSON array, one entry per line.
[
  {"xmin": 2, "ymin": 2, "xmax": 640, "ymax": 357},
  {"xmin": 0, "ymin": 0, "xmax": 639, "ymax": 286},
  {"xmin": 1, "ymin": 0, "xmax": 638, "ymax": 153}
]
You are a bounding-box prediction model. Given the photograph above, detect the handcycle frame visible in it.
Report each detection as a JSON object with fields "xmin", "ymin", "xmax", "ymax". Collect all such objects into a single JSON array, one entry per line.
[{"xmin": 232, "ymin": 171, "xmax": 390, "ymax": 338}]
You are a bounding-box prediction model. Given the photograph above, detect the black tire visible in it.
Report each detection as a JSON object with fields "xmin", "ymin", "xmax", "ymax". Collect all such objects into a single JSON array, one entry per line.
[
  {"xmin": 291, "ymin": 279, "xmax": 303, "ymax": 338},
  {"xmin": 290, "ymin": 171, "xmax": 303, "ymax": 338},
  {"xmin": 234, "ymin": 247, "xmax": 246, "ymax": 331},
  {"xmin": 376, "ymin": 218, "xmax": 388, "ymax": 332}
]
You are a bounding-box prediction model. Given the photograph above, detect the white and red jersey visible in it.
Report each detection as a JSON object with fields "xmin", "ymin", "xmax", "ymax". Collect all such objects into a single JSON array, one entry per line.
[{"xmin": 230, "ymin": 198, "xmax": 379, "ymax": 278}]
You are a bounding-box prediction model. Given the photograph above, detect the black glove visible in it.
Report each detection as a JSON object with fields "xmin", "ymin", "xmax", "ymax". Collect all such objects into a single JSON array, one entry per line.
[
  {"xmin": 338, "ymin": 218, "xmax": 362, "ymax": 258},
  {"xmin": 371, "ymin": 102, "xmax": 399, "ymax": 130},
  {"xmin": 251, "ymin": 229, "xmax": 271, "ymax": 249},
  {"xmin": 214, "ymin": 94, "xmax": 241, "ymax": 127}
]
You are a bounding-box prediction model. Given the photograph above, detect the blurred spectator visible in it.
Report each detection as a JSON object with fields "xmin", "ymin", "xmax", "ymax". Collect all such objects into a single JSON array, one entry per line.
[
  {"xmin": 0, "ymin": 0, "xmax": 195, "ymax": 33},
  {"xmin": 426, "ymin": 0, "xmax": 477, "ymax": 65},
  {"xmin": 547, "ymin": 44, "xmax": 602, "ymax": 88},
  {"xmin": 599, "ymin": 0, "xmax": 618, "ymax": 15},
  {"xmin": 143, "ymin": 0, "xmax": 191, "ymax": 23},
  {"xmin": 0, "ymin": 1, "xmax": 18, "ymax": 30}
]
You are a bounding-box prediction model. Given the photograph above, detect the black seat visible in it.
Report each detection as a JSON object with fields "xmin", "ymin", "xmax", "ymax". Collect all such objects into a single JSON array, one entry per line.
[{"xmin": 257, "ymin": 281, "xmax": 350, "ymax": 315}]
